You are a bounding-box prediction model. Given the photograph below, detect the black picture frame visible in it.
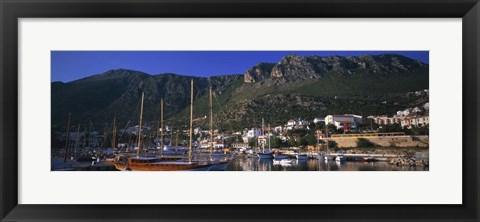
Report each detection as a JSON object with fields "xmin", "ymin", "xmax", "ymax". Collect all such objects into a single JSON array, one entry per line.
[{"xmin": 1, "ymin": 0, "xmax": 479, "ymax": 221}]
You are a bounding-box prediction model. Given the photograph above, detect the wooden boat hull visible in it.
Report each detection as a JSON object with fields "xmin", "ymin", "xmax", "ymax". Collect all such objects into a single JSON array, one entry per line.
[
  {"xmin": 114, "ymin": 163, "xmax": 129, "ymax": 171},
  {"xmin": 128, "ymin": 162, "xmax": 215, "ymax": 171}
]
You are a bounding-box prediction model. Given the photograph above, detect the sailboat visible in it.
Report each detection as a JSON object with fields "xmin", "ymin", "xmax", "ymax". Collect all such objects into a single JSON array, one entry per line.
[
  {"xmin": 318, "ymin": 125, "xmax": 334, "ymax": 161},
  {"xmin": 257, "ymin": 119, "xmax": 274, "ymax": 159},
  {"xmin": 123, "ymin": 80, "xmax": 215, "ymax": 171},
  {"xmin": 207, "ymin": 86, "xmax": 232, "ymax": 171}
]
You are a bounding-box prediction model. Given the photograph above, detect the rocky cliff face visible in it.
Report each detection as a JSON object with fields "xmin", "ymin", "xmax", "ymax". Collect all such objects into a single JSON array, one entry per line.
[
  {"xmin": 243, "ymin": 63, "xmax": 276, "ymax": 83},
  {"xmin": 243, "ymin": 54, "xmax": 427, "ymax": 83}
]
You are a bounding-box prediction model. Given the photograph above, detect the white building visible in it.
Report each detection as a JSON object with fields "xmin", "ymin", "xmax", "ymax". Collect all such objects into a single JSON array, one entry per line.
[
  {"xmin": 325, "ymin": 114, "xmax": 362, "ymax": 130},
  {"xmin": 242, "ymin": 128, "xmax": 263, "ymax": 143},
  {"xmin": 232, "ymin": 142, "xmax": 249, "ymax": 149},
  {"xmin": 199, "ymin": 140, "xmax": 225, "ymax": 149},
  {"xmin": 247, "ymin": 128, "xmax": 262, "ymax": 138},
  {"xmin": 401, "ymin": 116, "xmax": 429, "ymax": 128},
  {"xmin": 257, "ymin": 135, "xmax": 268, "ymax": 149},
  {"xmin": 313, "ymin": 117, "xmax": 325, "ymax": 124},
  {"xmin": 274, "ymin": 125, "xmax": 283, "ymax": 132},
  {"xmin": 370, "ymin": 115, "xmax": 404, "ymax": 125},
  {"xmin": 396, "ymin": 109, "xmax": 411, "ymax": 117},
  {"xmin": 193, "ymin": 127, "xmax": 202, "ymax": 135},
  {"xmin": 286, "ymin": 118, "xmax": 310, "ymax": 130}
]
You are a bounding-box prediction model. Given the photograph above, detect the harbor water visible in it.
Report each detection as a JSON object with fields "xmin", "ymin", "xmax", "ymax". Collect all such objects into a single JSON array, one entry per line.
[{"xmin": 226, "ymin": 155, "xmax": 429, "ymax": 171}]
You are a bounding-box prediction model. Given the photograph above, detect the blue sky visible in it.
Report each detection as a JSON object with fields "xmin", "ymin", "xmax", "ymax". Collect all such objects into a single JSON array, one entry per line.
[{"xmin": 51, "ymin": 51, "xmax": 429, "ymax": 82}]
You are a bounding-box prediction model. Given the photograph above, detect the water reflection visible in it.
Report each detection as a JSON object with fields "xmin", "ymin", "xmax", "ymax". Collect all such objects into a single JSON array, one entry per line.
[{"xmin": 226, "ymin": 157, "xmax": 428, "ymax": 171}]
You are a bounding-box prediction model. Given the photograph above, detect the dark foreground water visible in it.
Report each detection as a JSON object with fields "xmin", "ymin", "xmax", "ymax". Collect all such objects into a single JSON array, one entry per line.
[{"xmin": 225, "ymin": 157, "xmax": 429, "ymax": 171}]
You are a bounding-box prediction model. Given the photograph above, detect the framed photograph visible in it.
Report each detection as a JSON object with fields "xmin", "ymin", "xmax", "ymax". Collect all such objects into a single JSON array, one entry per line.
[{"xmin": 1, "ymin": 0, "xmax": 479, "ymax": 221}]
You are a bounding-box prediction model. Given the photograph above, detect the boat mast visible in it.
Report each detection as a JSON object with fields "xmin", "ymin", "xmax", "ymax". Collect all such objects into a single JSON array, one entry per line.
[
  {"xmin": 102, "ymin": 122, "xmax": 107, "ymax": 149},
  {"xmin": 175, "ymin": 130, "xmax": 179, "ymax": 147},
  {"xmin": 325, "ymin": 124, "xmax": 329, "ymax": 155},
  {"xmin": 268, "ymin": 124, "xmax": 270, "ymax": 151},
  {"xmin": 189, "ymin": 79, "xmax": 194, "ymax": 163},
  {"xmin": 75, "ymin": 124, "xmax": 80, "ymax": 156},
  {"xmin": 83, "ymin": 126, "xmax": 87, "ymax": 150},
  {"xmin": 63, "ymin": 113, "xmax": 71, "ymax": 163},
  {"xmin": 170, "ymin": 125, "xmax": 173, "ymax": 146},
  {"xmin": 209, "ymin": 85, "xmax": 213, "ymax": 159},
  {"xmin": 261, "ymin": 118, "xmax": 265, "ymax": 153},
  {"xmin": 112, "ymin": 114, "xmax": 116, "ymax": 150},
  {"xmin": 137, "ymin": 92, "xmax": 144, "ymax": 156},
  {"xmin": 128, "ymin": 130, "xmax": 132, "ymax": 152},
  {"xmin": 160, "ymin": 98, "xmax": 164, "ymax": 157}
]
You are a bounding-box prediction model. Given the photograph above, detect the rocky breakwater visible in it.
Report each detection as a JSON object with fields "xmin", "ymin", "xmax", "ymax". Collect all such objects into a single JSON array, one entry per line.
[{"xmin": 389, "ymin": 157, "xmax": 429, "ymax": 167}]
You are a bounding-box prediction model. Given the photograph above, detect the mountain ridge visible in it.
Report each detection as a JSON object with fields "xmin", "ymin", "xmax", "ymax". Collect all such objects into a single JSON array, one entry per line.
[{"xmin": 51, "ymin": 54, "xmax": 428, "ymax": 132}]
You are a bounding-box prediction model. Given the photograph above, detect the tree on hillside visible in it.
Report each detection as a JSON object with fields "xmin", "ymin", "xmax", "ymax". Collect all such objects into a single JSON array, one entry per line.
[
  {"xmin": 356, "ymin": 138, "xmax": 376, "ymax": 148},
  {"xmin": 379, "ymin": 123, "xmax": 403, "ymax": 133},
  {"xmin": 287, "ymin": 137, "xmax": 301, "ymax": 147},
  {"xmin": 248, "ymin": 138, "xmax": 256, "ymax": 149},
  {"xmin": 270, "ymin": 137, "xmax": 283, "ymax": 148},
  {"xmin": 301, "ymin": 134, "xmax": 317, "ymax": 146},
  {"xmin": 327, "ymin": 140, "xmax": 338, "ymax": 148}
]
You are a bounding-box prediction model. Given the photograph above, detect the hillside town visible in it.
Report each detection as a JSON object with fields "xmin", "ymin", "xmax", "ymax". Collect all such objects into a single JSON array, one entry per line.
[{"xmin": 54, "ymin": 98, "xmax": 429, "ymax": 153}]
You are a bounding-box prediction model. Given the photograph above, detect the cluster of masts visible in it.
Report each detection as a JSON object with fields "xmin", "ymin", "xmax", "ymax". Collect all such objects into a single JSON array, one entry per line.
[{"xmin": 62, "ymin": 79, "xmax": 216, "ymax": 163}]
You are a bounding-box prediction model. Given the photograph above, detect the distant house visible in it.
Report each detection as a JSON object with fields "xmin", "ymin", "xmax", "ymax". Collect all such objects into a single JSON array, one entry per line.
[
  {"xmin": 257, "ymin": 135, "xmax": 268, "ymax": 149},
  {"xmin": 198, "ymin": 140, "xmax": 225, "ymax": 149},
  {"xmin": 232, "ymin": 142, "xmax": 249, "ymax": 149},
  {"xmin": 286, "ymin": 118, "xmax": 310, "ymax": 130},
  {"xmin": 242, "ymin": 128, "xmax": 262, "ymax": 143},
  {"xmin": 370, "ymin": 115, "xmax": 404, "ymax": 125},
  {"xmin": 325, "ymin": 114, "xmax": 362, "ymax": 131},
  {"xmin": 274, "ymin": 125, "xmax": 283, "ymax": 132},
  {"xmin": 193, "ymin": 127, "xmax": 202, "ymax": 135},
  {"xmin": 247, "ymin": 128, "xmax": 262, "ymax": 138},
  {"xmin": 315, "ymin": 130, "xmax": 326, "ymax": 139},
  {"xmin": 397, "ymin": 109, "xmax": 411, "ymax": 116},
  {"xmin": 287, "ymin": 119, "xmax": 296, "ymax": 126},
  {"xmin": 401, "ymin": 116, "xmax": 429, "ymax": 128}
]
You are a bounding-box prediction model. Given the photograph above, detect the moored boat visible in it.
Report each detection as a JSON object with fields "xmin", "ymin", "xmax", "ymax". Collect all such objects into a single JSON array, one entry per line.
[
  {"xmin": 257, "ymin": 152, "xmax": 274, "ymax": 159},
  {"xmin": 356, "ymin": 156, "xmax": 379, "ymax": 162},
  {"xmin": 273, "ymin": 154, "xmax": 289, "ymax": 160},
  {"xmin": 296, "ymin": 154, "xmax": 308, "ymax": 160},
  {"xmin": 335, "ymin": 155, "xmax": 345, "ymax": 162},
  {"xmin": 126, "ymin": 157, "xmax": 214, "ymax": 171},
  {"xmin": 116, "ymin": 80, "xmax": 217, "ymax": 171}
]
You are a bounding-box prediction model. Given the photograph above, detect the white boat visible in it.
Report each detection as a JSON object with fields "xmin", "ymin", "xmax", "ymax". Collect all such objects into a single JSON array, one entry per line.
[
  {"xmin": 296, "ymin": 154, "xmax": 308, "ymax": 160},
  {"xmin": 318, "ymin": 154, "xmax": 334, "ymax": 161},
  {"xmin": 274, "ymin": 159, "xmax": 294, "ymax": 165},
  {"xmin": 280, "ymin": 159, "xmax": 294, "ymax": 165},
  {"xmin": 335, "ymin": 155, "xmax": 345, "ymax": 162}
]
